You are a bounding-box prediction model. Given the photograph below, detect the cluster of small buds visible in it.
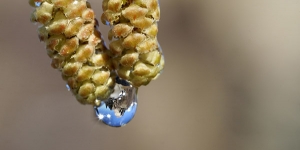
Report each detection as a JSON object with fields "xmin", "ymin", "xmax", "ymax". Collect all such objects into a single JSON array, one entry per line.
[
  {"xmin": 29, "ymin": 0, "xmax": 164, "ymax": 107},
  {"xmin": 29, "ymin": 0, "xmax": 116, "ymax": 106},
  {"xmin": 101, "ymin": 0, "xmax": 164, "ymax": 87}
]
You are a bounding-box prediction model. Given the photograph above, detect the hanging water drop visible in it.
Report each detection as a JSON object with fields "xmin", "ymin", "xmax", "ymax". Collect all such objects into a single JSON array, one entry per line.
[{"xmin": 94, "ymin": 77, "xmax": 138, "ymax": 127}]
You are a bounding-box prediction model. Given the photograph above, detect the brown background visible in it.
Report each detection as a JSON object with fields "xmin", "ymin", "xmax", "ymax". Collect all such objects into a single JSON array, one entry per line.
[{"xmin": 1, "ymin": 0, "xmax": 300, "ymax": 150}]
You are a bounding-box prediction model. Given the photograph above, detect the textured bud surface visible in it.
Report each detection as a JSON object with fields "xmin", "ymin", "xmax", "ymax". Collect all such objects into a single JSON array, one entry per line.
[
  {"xmin": 30, "ymin": 0, "xmax": 165, "ymax": 109},
  {"xmin": 102, "ymin": 0, "xmax": 164, "ymax": 87},
  {"xmin": 30, "ymin": 0, "xmax": 116, "ymax": 105}
]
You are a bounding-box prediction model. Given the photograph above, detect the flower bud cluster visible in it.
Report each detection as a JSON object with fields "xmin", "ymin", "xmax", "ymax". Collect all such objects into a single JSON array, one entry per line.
[
  {"xmin": 101, "ymin": 0, "xmax": 164, "ymax": 87},
  {"xmin": 29, "ymin": 0, "xmax": 115, "ymax": 106}
]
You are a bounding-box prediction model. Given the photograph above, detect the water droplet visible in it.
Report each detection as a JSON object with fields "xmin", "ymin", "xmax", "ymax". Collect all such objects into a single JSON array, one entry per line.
[
  {"xmin": 35, "ymin": 2, "xmax": 41, "ymax": 7},
  {"xmin": 66, "ymin": 84, "xmax": 71, "ymax": 91},
  {"xmin": 94, "ymin": 77, "xmax": 138, "ymax": 127}
]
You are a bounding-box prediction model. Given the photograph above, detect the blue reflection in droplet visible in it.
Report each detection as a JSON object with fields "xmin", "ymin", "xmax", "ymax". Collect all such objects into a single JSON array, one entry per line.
[
  {"xmin": 95, "ymin": 101, "xmax": 137, "ymax": 127},
  {"xmin": 94, "ymin": 77, "xmax": 138, "ymax": 127}
]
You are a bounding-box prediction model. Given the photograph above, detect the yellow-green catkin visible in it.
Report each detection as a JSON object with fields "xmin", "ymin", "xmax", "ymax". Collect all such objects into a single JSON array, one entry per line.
[
  {"xmin": 29, "ymin": 0, "xmax": 115, "ymax": 106},
  {"xmin": 101, "ymin": 0, "xmax": 165, "ymax": 87}
]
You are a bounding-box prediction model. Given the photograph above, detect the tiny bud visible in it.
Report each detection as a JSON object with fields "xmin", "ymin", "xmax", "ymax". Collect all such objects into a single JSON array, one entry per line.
[
  {"xmin": 86, "ymin": 94, "xmax": 96, "ymax": 104},
  {"xmin": 78, "ymin": 82, "xmax": 95, "ymax": 98},
  {"xmin": 107, "ymin": 0, "xmax": 123, "ymax": 12},
  {"xmin": 59, "ymin": 37, "xmax": 79, "ymax": 56},
  {"xmin": 73, "ymin": 44, "xmax": 94, "ymax": 63},
  {"xmin": 95, "ymin": 85, "xmax": 110, "ymax": 100},
  {"xmin": 90, "ymin": 53, "xmax": 110, "ymax": 67},
  {"xmin": 88, "ymin": 29, "xmax": 102, "ymax": 46},
  {"xmin": 46, "ymin": 35, "xmax": 65, "ymax": 52},
  {"xmin": 142, "ymin": 23, "xmax": 158, "ymax": 38},
  {"xmin": 82, "ymin": 8, "xmax": 95, "ymax": 22},
  {"xmin": 67, "ymin": 77, "xmax": 79, "ymax": 90},
  {"xmin": 139, "ymin": 50, "xmax": 161, "ymax": 66},
  {"xmin": 132, "ymin": 61, "xmax": 150, "ymax": 76},
  {"xmin": 122, "ymin": 5, "xmax": 148, "ymax": 21},
  {"xmin": 112, "ymin": 23, "xmax": 133, "ymax": 38},
  {"xmin": 77, "ymin": 23, "xmax": 94, "ymax": 41},
  {"xmin": 76, "ymin": 66, "xmax": 95, "ymax": 82},
  {"xmin": 51, "ymin": 54, "xmax": 65, "ymax": 69},
  {"xmin": 92, "ymin": 70, "xmax": 110, "ymax": 85},
  {"xmin": 63, "ymin": 0, "xmax": 87, "ymax": 19},
  {"xmin": 122, "ymin": 33, "xmax": 146, "ymax": 49},
  {"xmin": 62, "ymin": 61, "xmax": 82, "ymax": 76},
  {"xmin": 64, "ymin": 18, "xmax": 84, "ymax": 38},
  {"xmin": 136, "ymin": 38, "xmax": 157, "ymax": 53},
  {"xmin": 120, "ymin": 52, "xmax": 139, "ymax": 67},
  {"xmin": 46, "ymin": 11, "xmax": 68, "ymax": 35},
  {"xmin": 117, "ymin": 66, "xmax": 131, "ymax": 80},
  {"xmin": 34, "ymin": 2, "xmax": 54, "ymax": 24},
  {"xmin": 131, "ymin": 17, "xmax": 153, "ymax": 29}
]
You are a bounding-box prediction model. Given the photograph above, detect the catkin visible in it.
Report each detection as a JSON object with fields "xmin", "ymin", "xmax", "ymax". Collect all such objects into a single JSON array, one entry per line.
[
  {"xmin": 29, "ymin": 0, "xmax": 115, "ymax": 106},
  {"xmin": 101, "ymin": 0, "xmax": 164, "ymax": 87}
]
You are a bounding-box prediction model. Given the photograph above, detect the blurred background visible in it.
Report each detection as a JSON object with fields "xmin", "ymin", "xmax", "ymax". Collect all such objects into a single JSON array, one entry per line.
[{"xmin": 1, "ymin": 0, "xmax": 300, "ymax": 150}]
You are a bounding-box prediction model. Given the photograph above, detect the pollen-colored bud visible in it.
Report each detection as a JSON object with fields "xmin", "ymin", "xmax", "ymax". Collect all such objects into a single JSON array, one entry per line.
[
  {"xmin": 139, "ymin": 50, "xmax": 161, "ymax": 66},
  {"xmin": 120, "ymin": 51, "xmax": 139, "ymax": 67},
  {"xmin": 64, "ymin": 18, "xmax": 84, "ymax": 38},
  {"xmin": 107, "ymin": 0, "xmax": 123, "ymax": 12},
  {"xmin": 46, "ymin": 11, "xmax": 68, "ymax": 35},
  {"xmin": 63, "ymin": 61, "xmax": 82, "ymax": 76},
  {"xmin": 95, "ymin": 85, "xmax": 110, "ymax": 100},
  {"xmin": 63, "ymin": 0, "xmax": 87, "ymax": 19},
  {"xmin": 92, "ymin": 70, "xmax": 110, "ymax": 85},
  {"xmin": 136, "ymin": 38, "xmax": 157, "ymax": 53},
  {"xmin": 122, "ymin": 5, "xmax": 148, "ymax": 21},
  {"xmin": 122, "ymin": 33, "xmax": 146, "ymax": 49},
  {"xmin": 131, "ymin": 17, "xmax": 153, "ymax": 29},
  {"xmin": 142, "ymin": 23, "xmax": 158, "ymax": 37},
  {"xmin": 117, "ymin": 66, "xmax": 131, "ymax": 80},
  {"xmin": 78, "ymin": 82, "xmax": 95, "ymax": 98},
  {"xmin": 91, "ymin": 53, "xmax": 110, "ymax": 67},
  {"xmin": 32, "ymin": 2, "xmax": 54, "ymax": 24},
  {"xmin": 76, "ymin": 66, "xmax": 95, "ymax": 82},
  {"xmin": 59, "ymin": 37, "xmax": 79, "ymax": 56},
  {"xmin": 73, "ymin": 44, "xmax": 94, "ymax": 63},
  {"xmin": 132, "ymin": 61, "xmax": 151, "ymax": 76},
  {"xmin": 82, "ymin": 8, "xmax": 95, "ymax": 22},
  {"xmin": 46, "ymin": 35, "xmax": 65, "ymax": 52},
  {"xmin": 112, "ymin": 23, "xmax": 133, "ymax": 38},
  {"xmin": 77, "ymin": 23, "xmax": 94, "ymax": 41}
]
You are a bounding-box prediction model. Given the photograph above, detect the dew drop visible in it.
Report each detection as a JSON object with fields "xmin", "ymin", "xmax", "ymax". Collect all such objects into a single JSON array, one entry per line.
[
  {"xmin": 66, "ymin": 84, "xmax": 71, "ymax": 91},
  {"xmin": 35, "ymin": 2, "xmax": 41, "ymax": 7},
  {"xmin": 104, "ymin": 20, "xmax": 110, "ymax": 26},
  {"xmin": 94, "ymin": 77, "xmax": 138, "ymax": 127}
]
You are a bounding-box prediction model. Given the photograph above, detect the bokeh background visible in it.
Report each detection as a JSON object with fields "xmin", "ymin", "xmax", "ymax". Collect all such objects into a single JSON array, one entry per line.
[{"xmin": 1, "ymin": 0, "xmax": 300, "ymax": 150}]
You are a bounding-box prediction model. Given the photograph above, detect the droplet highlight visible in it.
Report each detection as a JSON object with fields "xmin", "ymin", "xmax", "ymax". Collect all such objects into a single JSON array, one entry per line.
[
  {"xmin": 66, "ymin": 84, "xmax": 71, "ymax": 91},
  {"xmin": 94, "ymin": 77, "xmax": 138, "ymax": 127},
  {"xmin": 35, "ymin": 2, "xmax": 41, "ymax": 7}
]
